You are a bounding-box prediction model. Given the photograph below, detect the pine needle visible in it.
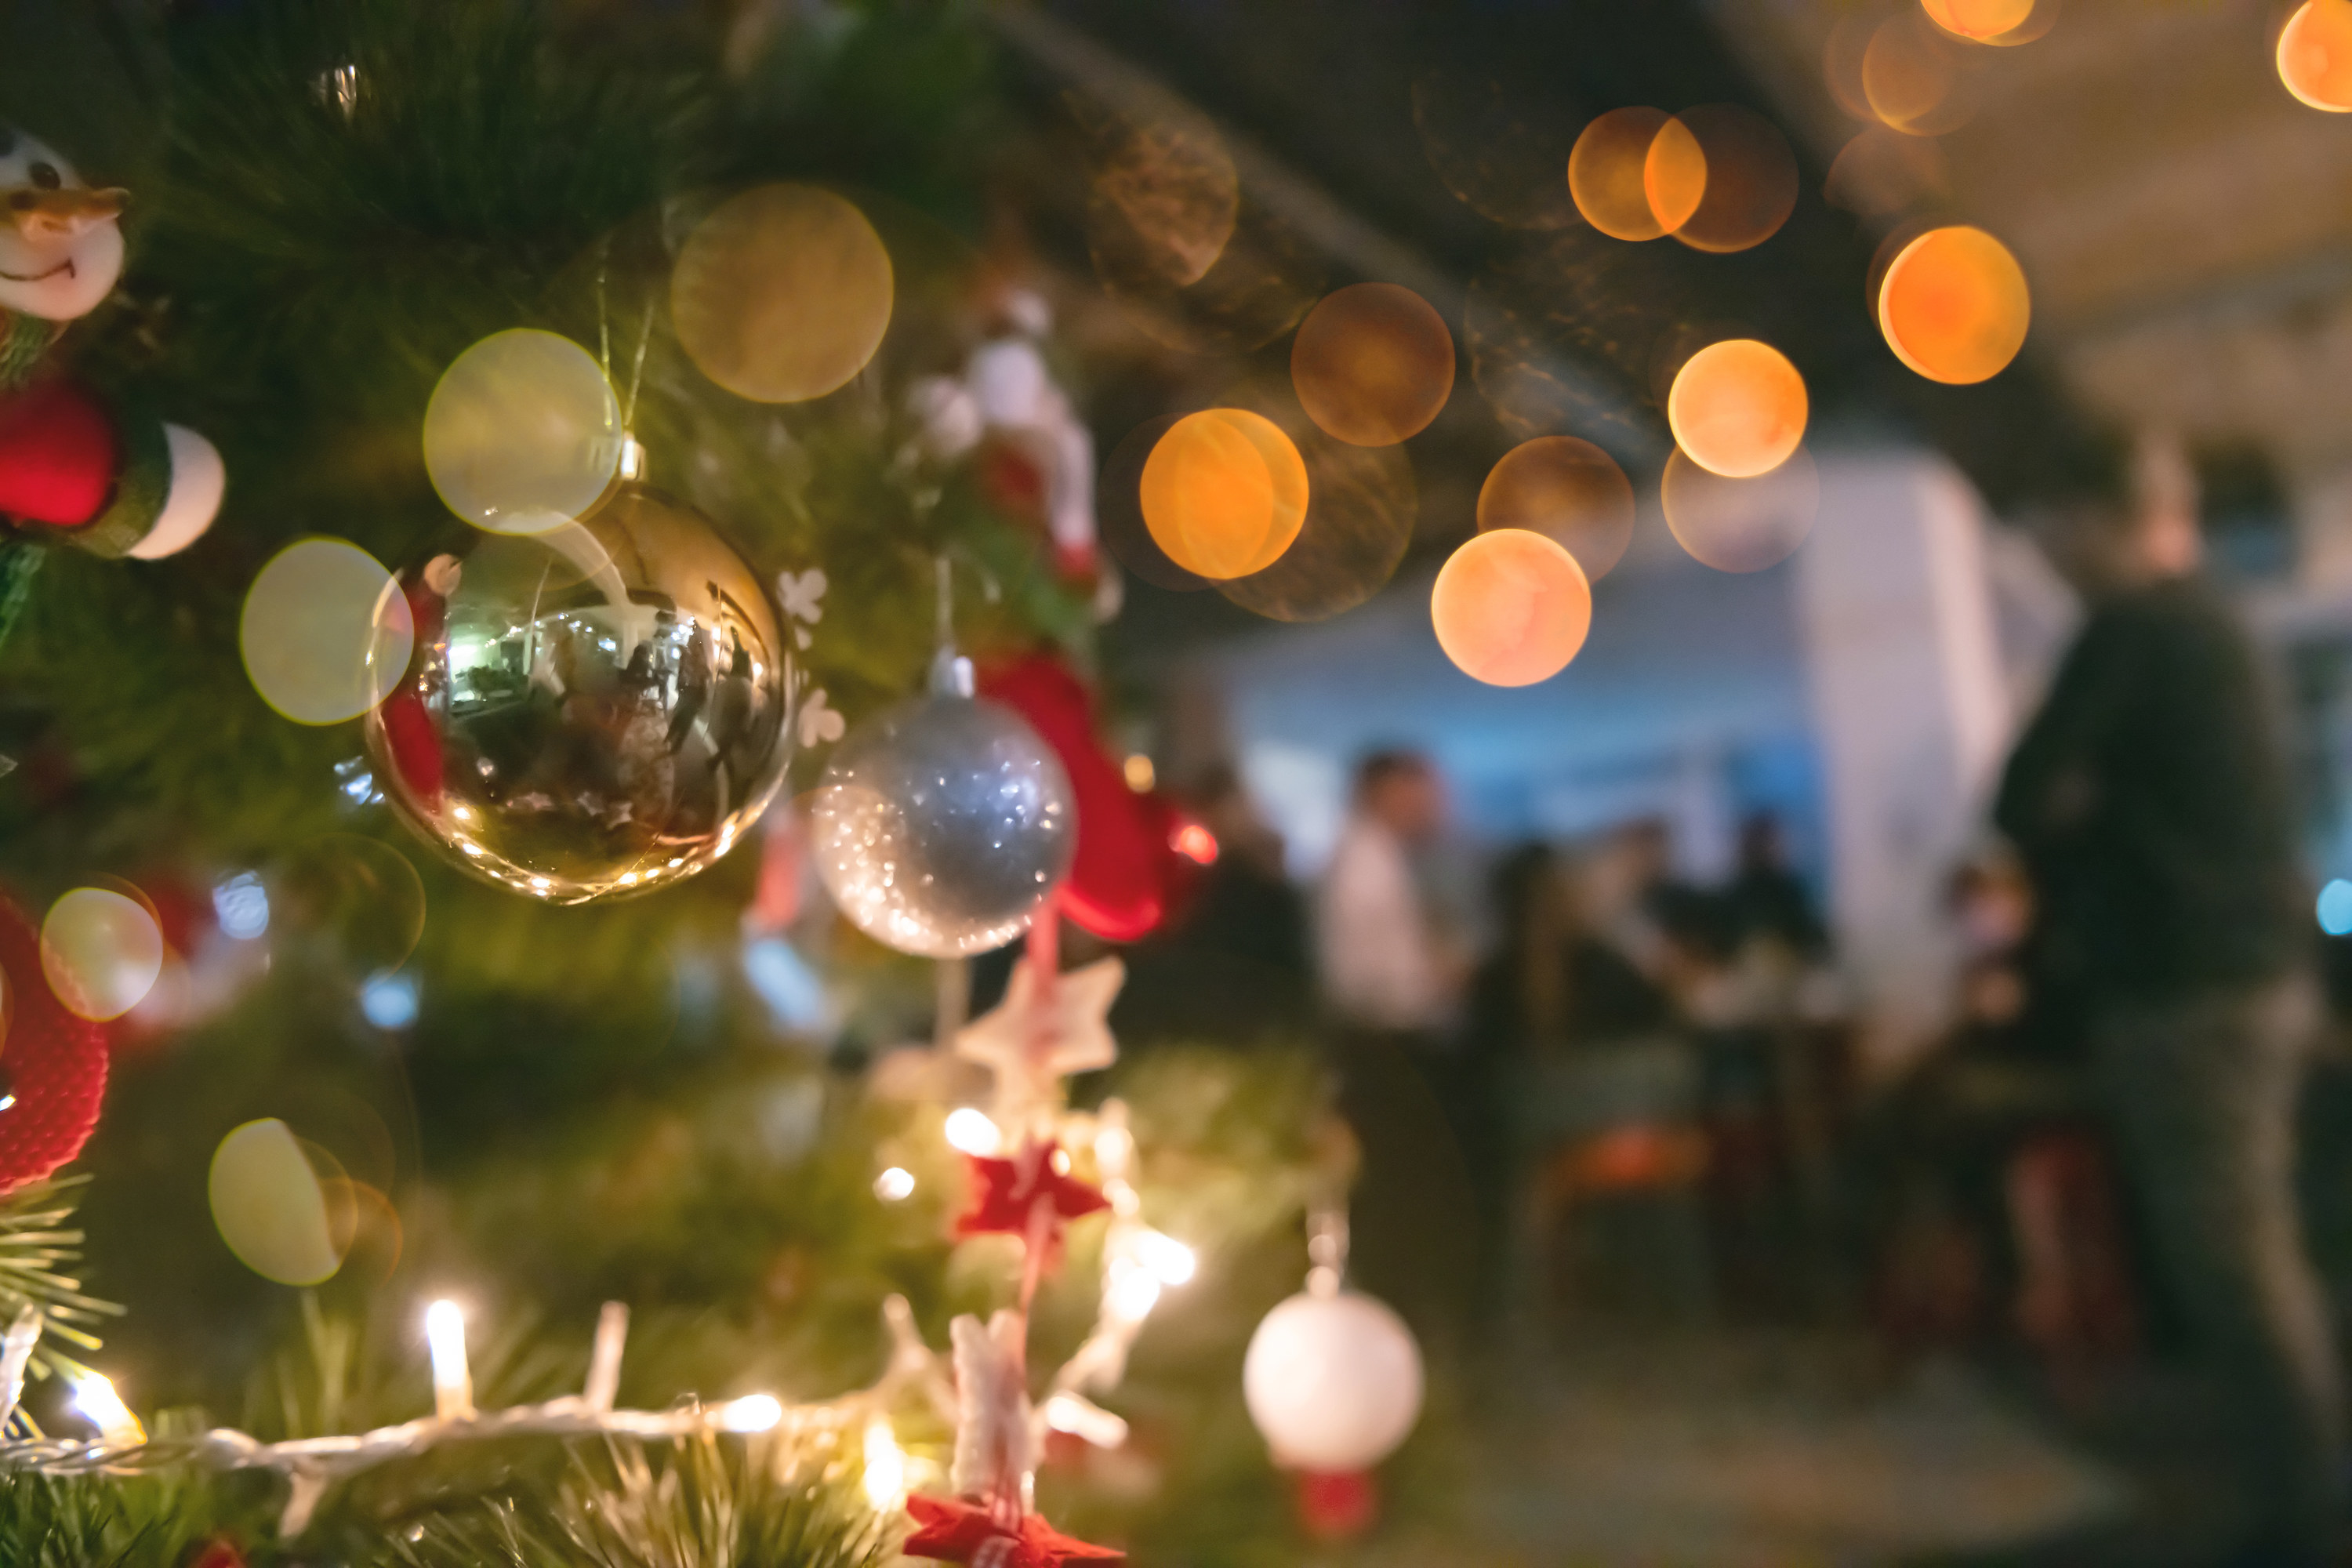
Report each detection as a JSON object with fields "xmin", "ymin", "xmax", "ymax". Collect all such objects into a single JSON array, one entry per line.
[{"xmin": 383, "ymin": 1435, "xmax": 899, "ymax": 1568}]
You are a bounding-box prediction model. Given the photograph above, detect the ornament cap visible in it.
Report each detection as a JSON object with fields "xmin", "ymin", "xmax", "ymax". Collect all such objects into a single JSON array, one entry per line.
[{"xmin": 930, "ymin": 647, "xmax": 976, "ymax": 699}]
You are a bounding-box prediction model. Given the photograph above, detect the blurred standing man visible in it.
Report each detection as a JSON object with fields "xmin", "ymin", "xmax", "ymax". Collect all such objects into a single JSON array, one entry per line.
[
  {"xmin": 1319, "ymin": 750, "xmax": 1459, "ymax": 1034},
  {"xmin": 1317, "ymin": 750, "xmax": 1479, "ymax": 1352},
  {"xmin": 1994, "ymin": 441, "xmax": 2339, "ymax": 1566}
]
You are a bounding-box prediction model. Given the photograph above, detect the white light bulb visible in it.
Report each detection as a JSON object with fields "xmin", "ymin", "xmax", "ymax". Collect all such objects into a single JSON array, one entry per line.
[
  {"xmin": 862, "ymin": 1417, "xmax": 906, "ymax": 1509},
  {"xmin": 719, "ymin": 1392, "xmax": 783, "ymax": 1433},
  {"xmin": 424, "ymin": 1299, "xmax": 473, "ymax": 1420},
  {"xmin": 1105, "ymin": 1258, "xmax": 1162, "ymax": 1323},
  {"xmin": 70, "ymin": 1374, "xmax": 143, "ymax": 1443},
  {"xmin": 873, "ymin": 1166, "xmax": 916, "ymax": 1202},
  {"xmin": 1137, "ymin": 1229, "xmax": 1197, "ymax": 1287},
  {"xmin": 943, "ymin": 1107, "xmax": 1003, "ymax": 1157}
]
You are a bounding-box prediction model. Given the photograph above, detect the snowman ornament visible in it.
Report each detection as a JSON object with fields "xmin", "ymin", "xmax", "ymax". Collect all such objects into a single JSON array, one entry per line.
[{"xmin": 0, "ymin": 126, "xmax": 223, "ymax": 563}]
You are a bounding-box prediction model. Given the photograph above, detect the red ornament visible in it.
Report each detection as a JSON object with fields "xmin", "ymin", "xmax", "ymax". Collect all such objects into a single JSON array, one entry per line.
[
  {"xmin": 957, "ymin": 1140, "xmax": 1109, "ymax": 1261},
  {"xmin": 0, "ymin": 378, "xmax": 116, "ymax": 528},
  {"xmin": 1294, "ymin": 1468, "xmax": 1380, "ymax": 1541},
  {"xmin": 0, "ymin": 891, "xmax": 107, "ymax": 1192},
  {"xmin": 977, "ymin": 655, "xmax": 1196, "ymax": 943},
  {"xmin": 904, "ymin": 1494, "xmax": 1123, "ymax": 1568},
  {"xmin": 188, "ymin": 1538, "xmax": 247, "ymax": 1568}
]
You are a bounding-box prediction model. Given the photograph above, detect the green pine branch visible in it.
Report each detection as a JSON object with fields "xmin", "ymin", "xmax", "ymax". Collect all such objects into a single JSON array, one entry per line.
[{"xmin": 383, "ymin": 1436, "xmax": 898, "ymax": 1568}]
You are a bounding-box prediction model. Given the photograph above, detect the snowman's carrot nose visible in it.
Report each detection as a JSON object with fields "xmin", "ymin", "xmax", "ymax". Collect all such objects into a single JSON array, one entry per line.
[{"xmin": 4, "ymin": 186, "xmax": 126, "ymax": 244}]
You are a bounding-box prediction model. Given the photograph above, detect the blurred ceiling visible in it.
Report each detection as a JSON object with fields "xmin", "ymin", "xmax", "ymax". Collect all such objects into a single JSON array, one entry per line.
[
  {"xmin": 995, "ymin": 0, "xmax": 2118, "ymax": 534},
  {"xmin": 1719, "ymin": 0, "xmax": 2352, "ymax": 485}
]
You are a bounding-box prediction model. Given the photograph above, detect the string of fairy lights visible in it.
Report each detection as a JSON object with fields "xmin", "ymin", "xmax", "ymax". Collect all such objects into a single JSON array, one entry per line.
[{"xmin": 0, "ymin": 1099, "xmax": 1198, "ymax": 1541}]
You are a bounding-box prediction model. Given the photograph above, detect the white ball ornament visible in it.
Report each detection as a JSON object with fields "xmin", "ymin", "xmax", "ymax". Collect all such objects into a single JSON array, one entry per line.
[{"xmin": 1242, "ymin": 1288, "xmax": 1424, "ymax": 1472}]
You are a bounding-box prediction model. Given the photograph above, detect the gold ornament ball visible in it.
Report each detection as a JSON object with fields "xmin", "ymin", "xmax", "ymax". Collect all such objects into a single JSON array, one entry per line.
[{"xmin": 365, "ymin": 484, "xmax": 794, "ymax": 904}]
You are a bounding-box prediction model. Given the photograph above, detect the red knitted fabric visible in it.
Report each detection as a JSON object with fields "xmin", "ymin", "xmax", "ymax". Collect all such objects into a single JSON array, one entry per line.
[
  {"xmin": 979, "ymin": 654, "xmax": 1171, "ymax": 942},
  {"xmin": 0, "ymin": 892, "xmax": 108, "ymax": 1191},
  {"xmin": 0, "ymin": 379, "xmax": 117, "ymax": 528}
]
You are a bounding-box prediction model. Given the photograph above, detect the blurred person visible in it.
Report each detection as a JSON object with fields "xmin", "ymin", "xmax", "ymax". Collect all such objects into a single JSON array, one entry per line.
[
  {"xmin": 1468, "ymin": 843, "xmax": 1673, "ymax": 1062},
  {"xmin": 1185, "ymin": 764, "xmax": 1312, "ymax": 986},
  {"xmin": 1722, "ymin": 811, "xmax": 1828, "ymax": 962},
  {"xmin": 1112, "ymin": 764, "xmax": 1315, "ymax": 1042},
  {"xmin": 1316, "ymin": 750, "xmax": 1479, "ymax": 1356},
  {"xmin": 1317, "ymin": 750, "xmax": 1462, "ymax": 1035},
  {"xmin": 1994, "ymin": 451, "xmax": 2336, "ymax": 1565}
]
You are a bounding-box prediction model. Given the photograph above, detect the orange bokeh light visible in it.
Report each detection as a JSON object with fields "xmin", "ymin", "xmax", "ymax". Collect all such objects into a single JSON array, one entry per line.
[
  {"xmin": 1662, "ymin": 448, "xmax": 1820, "ymax": 574},
  {"xmin": 1432, "ymin": 528, "xmax": 1593, "ymax": 688},
  {"xmin": 1824, "ymin": 128, "xmax": 1948, "ymax": 216},
  {"xmin": 2280, "ymin": 0, "xmax": 2352, "ymax": 111},
  {"xmin": 1643, "ymin": 118, "xmax": 1707, "ymax": 236},
  {"xmin": 1864, "ymin": 15, "xmax": 1975, "ymax": 136},
  {"xmin": 1921, "ymin": 0, "xmax": 2034, "ymax": 41},
  {"xmin": 1646, "ymin": 107, "xmax": 1798, "ymax": 254},
  {"xmin": 1878, "ymin": 225, "xmax": 2031, "ymax": 385},
  {"xmin": 1570, "ymin": 107, "xmax": 1675, "ymax": 241},
  {"xmin": 1667, "ymin": 339, "xmax": 1808, "ymax": 480},
  {"xmin": 1477, "ymin": 437, "xmax": 1636, "ymax": 583},
  {"xmin": 1140, "ymin": 409, "xmax": 1310, "ymax": 581},
  {"xmin": 1290, "ymin": 283, "xmax": 1456, "ymax": 447}
]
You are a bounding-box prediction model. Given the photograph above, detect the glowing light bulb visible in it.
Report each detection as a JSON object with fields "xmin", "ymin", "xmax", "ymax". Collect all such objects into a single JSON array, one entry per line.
[
  {"xmin": 719, "ymin": 1393, "xmax": 784, "ymax": 1433},
  {"xmin": 424, "ymin": 1299, "xmax": 473, "ymax": 1420},
  {"xmin": 1137, "ymin": 1229, "xmax": 1198, "ymax": 1287},
  {"xmin": 944, "ymin": 1108, "xmax": 1004, "ymax": 1157},
  {"xmin": 70, "ymin": 1374, "xmax": 143, "ymax": 1443},
  {"xmin": 862, "ymin": 1417, "xmax": 906, "ymax": 1509},
  {"xmin": 874, "ymin": 1167, "xmax": 916, "ymax": 1202},
  {"xmin": 1106, "ymin": 1258, "xmax": 1163, "ymax": 1323}
]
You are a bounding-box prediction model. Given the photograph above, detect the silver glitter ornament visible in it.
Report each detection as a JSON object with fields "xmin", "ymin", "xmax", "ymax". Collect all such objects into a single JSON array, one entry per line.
[
  {"xmin": 364, "ymin": 483, "xmax": 794, "ymax": 904},
  {"xmin": 811, "ymin": 659, "xmax": 1074, "ymax": 957}
]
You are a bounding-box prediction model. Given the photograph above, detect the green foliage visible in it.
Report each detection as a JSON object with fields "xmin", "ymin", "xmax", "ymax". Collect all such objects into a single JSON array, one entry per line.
[
  {"xmin": 0, "ymin": 1176, "xmax": 122, "ymax": 1392},
  {"xmin": 383, "ymin": 1437, "xmax": 896, "ymax": 1568},
  {"xmin": 0, "ymin": 1464, "xmax": 241, "ymax": 1568}
]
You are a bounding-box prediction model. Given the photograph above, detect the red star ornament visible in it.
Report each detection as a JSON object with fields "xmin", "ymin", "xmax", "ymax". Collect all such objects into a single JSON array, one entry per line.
[
  {"xmin": 956, "ymin": 1140, "xmax": 1109, "ymax": 1261},
  {"xmin": 904, "ymin": 1494, "xmax": 1123, "ymax": 1568}
]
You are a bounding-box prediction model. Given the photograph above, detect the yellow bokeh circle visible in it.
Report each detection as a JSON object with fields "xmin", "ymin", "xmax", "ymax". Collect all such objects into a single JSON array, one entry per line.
[
  {"xmin": 241, "ymin": 539, "xmax": 414, "ymax": 726},
  {"xmin": 2280, "ymin": 0, "xmax": 2352, "ymax": 111},
  {"xmin": 1140, "ymin": 409, "xmax": 1311, "ymax": 581},
  {"xmin": 1878, "ymin": 225, "xmax": 2031, "ymax": 385},
  {"xmin": 1667, "ymin": 340, "xmax": 1809, "ymax": 480},
  {"xmin": 1432, "ymin": 528, "xmax": 1594, "ymax": 688},
  {"xmin": 1290, "ymin": 283, "xmax": 1456, "ymax": 448},
  {"xmin": 209, "ymin": 1119, "xmax": 349, "ymax": 1287},
  {"xmin": 424, "ymin": 328, "xmax": 620, "ymax": 535},
  {"xmin": 40, "ymin": 887, "xmax": 163, "ymax": 1022},
  {"xmin": 672, "ymin": 184, "xmax": 895, "ymax": 404}
]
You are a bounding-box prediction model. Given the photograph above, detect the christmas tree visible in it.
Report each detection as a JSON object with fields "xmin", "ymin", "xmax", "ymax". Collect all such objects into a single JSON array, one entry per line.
[{"xmin": 0, "ymin": 2, "xmax": 1423, "ymax": 1560}]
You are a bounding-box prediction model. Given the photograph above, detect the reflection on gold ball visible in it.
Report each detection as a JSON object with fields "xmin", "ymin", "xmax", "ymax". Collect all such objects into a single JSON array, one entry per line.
[
  {"xmin": 1477, "ymin": 437, "xmax": 1635, "ymax": 582},
  {"xmin": 673, "ymin": 184, "xmax": 895, "ymax": 404},
  {"xmin": 364, "ymin": 485, "xmax": 794, "ymax": 905},
  {"xmin": 1668, "ymin": 339, "xmax": 1808, "ymax": 480},
  {"xmin": 241, "ymin": 538, "xmax": 413, "ymax": 727},
  {"xmin": 1290, "ymin": 283, "xmax": 1455, "ymax": 447},
  {"xmin": 1878, "ymin": 225, "xmax": 2030, "ymax": 385},
  {"xmin": 1140, "ymin": 409, "xmax": 1310, "ymax": 580},
  {"xmin": 1432, "ymin": 528, "xmax": 1593, "ymax": 688}
]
